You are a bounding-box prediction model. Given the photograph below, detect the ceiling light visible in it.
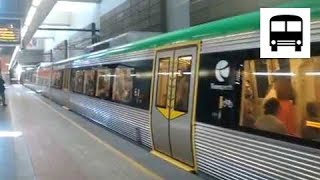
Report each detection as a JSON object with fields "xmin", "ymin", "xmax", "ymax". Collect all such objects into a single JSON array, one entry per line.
[
  {"xmin": 0, "ymin": 131, "xmax": 22, "ymax": 138},
  {"xmin": 305, "ymin": 72, "xmax": 320, "ymax": 76},
  {"xmin": 15, "ymin": 64, "xmax": 24, "ymax": 77},
  {"xmin": 9, "ymin": 46, "xmax": 20, "ymax": 70},
  {"xmin": 32, "ymin": 0, "xmax": 42, "ymax": 7},
  {"xmin": 24, "ymin": 6, "xmax": 37, "ymax": 26},
  {"xmin": 252, "ymin": 72, "xmax": 296, "ymax": 76},
  {"xmin": 21, "ymin": 26, "xmax": 28, "ymax": 38}
]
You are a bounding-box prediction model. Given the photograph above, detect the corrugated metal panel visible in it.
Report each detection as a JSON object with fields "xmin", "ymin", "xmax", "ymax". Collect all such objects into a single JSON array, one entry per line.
[
  {"xmin": 41, "ymin": 87, "xmax": 51, "ymax": 98},
  {"xmin": 201, "ymin": 31, "xmax": 259, "ymax": 54},
  {"xmin": 24, "ymin": 85, "xmax": 152, "ymax": 148},
  {"xmin": 195, "ymin": 122, "xmax": 320, "ymax": 180},
  {"xmin": 49, "ymin": 88, "xmax": 69, "ymax": 106},
  {"xmin": 72, "ymin": 50, "xmax": 154, "ymax": 68},
  {"xmin": 24, "ymin": 84, "xmax": 42, "ymax": 92},
  {"xmin": 24, "ymin": 84, "xmax": 36, "ymax": 91},
  {"xmin": 24, "ymin": 84, "xmax": 51, "ymax": 97},
  {"xmin": 68, "ymin": 92, "xmax": 152, "ymax": 148}
]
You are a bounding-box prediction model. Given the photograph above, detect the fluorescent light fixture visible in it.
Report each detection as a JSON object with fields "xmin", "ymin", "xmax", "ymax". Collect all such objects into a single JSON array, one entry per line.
[
  {"xmin": 0, "ymin": 131, "xmax": 22, "ymax": 138},
  {"xmin": 21, "ymin": 26, "xmax": 28, "ymax": 38},
  {"xmin": 15, "ymin": 64, "xmax": 24, "ymax": 79},
  {"xmin": 24, "ymin": 6, "xmax": 37, "ymax": 26},
  {"xmin": 158, "ymin": 72, "xmax": 171, "ymax": 75},
  {"xmin": 305, "ymin": 72, "xmax": 320, "ymax": 76},
  {"xmin": 253, "ymin": 72, "xmax": 296, "ymax": 76},
  {"xmin": 32, "ymin": 0, "xmax": 42, "ymax": 6},
  {"xmin": 9, "ymin": 46, "xmax": 20, "ymax": 70},
  {"xmin": 183, "ymin": 72, "xmax": 192, "ymax": 75}
]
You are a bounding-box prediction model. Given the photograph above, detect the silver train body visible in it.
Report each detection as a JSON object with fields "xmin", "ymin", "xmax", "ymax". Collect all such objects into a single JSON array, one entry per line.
[{"xmin": 23, "ymin": 22, "xmax": 320, "ymax": 180}]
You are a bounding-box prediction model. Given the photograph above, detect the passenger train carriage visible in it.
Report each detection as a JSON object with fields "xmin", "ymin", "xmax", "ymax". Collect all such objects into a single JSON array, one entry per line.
[{"xmin": 23, "ymin": 1, "xmax": 320, "ymax": 179}]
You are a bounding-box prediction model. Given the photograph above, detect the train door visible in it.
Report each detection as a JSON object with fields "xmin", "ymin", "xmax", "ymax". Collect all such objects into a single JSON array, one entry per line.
[{"xmin": 151, "ymin": 45, "xmax": 198, "ymax": 168}]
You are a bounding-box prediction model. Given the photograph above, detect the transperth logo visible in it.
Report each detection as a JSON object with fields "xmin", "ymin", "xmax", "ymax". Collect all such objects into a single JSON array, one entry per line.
[{"xmin": 215, "ymin": 60, "xmax": 230, "ymax": 82}]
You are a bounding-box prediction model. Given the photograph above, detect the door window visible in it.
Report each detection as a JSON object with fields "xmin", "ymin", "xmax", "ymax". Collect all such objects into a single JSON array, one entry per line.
[
  {"xmin": 174, "ymin": 56, "xmax": 192, "ymax": 112},
  {"xmin": 156, "ymin": 58, "xmax": 170, "ymax": 108}
]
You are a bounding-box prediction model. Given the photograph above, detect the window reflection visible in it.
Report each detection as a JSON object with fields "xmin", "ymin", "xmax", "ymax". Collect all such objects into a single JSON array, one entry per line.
[
  {"xmin": 69, "ymin": 60, "xmax": 152, "ymax": 110},
  {"xmin": 84, "ymin": 70, "xmax": 96, "ymax": 96},
  {"xmin": 174, "ymin": 56, "xmax": 192, "ymax": 112},
  {"xmin": 52, "ymin": 70, "xmax": 63, "ymax": 89},
  {"xmin": 96, "ymin": 68, "xmax": 112, "ymax": 98},
  {"xmin": 73, "ymin": 70, "xmax": 84, "ymax": 93},
  {"xmin": 112, "ymin": 66, "xmax": 133, "ymax": 103},
  {"xmin": 63, "ymin": 69, "xmax": 71, "ymax": 90},
  {"xmin": 156, "ymin": 58, "xmax": 170, "ymax": 108},
  {"xmin": 241, "ymin": 58, "xmax": 320, "ymax": 141}
]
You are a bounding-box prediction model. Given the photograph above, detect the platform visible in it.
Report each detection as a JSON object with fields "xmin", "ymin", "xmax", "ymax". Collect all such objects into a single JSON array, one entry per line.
[{"xmin": 0, "ymin": 85, "xmax": 201, "ymax": 180}]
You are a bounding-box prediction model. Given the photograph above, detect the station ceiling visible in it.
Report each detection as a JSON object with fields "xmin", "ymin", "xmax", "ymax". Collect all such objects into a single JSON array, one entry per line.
[
  {"xmin": 0, "ymin": 0, "xmax": 28, "ymax": 62},
  {"xmin": 63, "ymin": 0, "xmax": 101, "ymax": 2},
  {"xmin": 1, "ymin": 0, "xmax": 101, "ymax": 67},
  {"xmin": 0, "ymin": 0, "xmax": 28, "ymax": 19}
]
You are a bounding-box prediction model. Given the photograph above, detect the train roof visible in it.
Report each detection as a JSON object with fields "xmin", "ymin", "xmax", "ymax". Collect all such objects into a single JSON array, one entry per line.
[{"xmin": 55, "ymin": 0, "xmax": 320, "ymax": 65}]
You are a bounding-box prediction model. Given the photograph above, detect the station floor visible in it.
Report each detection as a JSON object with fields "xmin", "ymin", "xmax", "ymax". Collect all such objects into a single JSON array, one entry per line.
[{"xmin": 0, "ymin": 85, "xmax": 201, "ymax": 180}]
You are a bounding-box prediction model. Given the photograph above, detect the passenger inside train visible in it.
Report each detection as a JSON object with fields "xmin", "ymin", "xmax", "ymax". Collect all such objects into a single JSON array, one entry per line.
[
  {"xmin": 254, "ymin": 97, "xmax": 287, "ymax": 135},
  {"xmin": 241, "ymin": 58, "xmax": 320, "ymax": 140}
]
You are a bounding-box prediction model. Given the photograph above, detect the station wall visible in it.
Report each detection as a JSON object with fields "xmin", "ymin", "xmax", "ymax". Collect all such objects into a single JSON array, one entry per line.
[
  {"xmin": 190, "ymin": 0, "xmax": 291, "ymax": 26},
  {"xmin": 100, "ymin": 0, "xmax": 165, "ymax": 39}
]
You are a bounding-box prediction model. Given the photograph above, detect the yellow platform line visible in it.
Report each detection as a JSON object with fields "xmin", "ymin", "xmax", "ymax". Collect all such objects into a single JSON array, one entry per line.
[
  {"xmin": 35, "ymin": 97, "xmax": 163, "ymax": 180},
  {"xmin": 151, "ymin": 150, "xmax": 194, "ymax": 172}
]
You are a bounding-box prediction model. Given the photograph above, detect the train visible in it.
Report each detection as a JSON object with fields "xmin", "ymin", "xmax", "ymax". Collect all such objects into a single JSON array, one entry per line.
[{"xmin": 22, "ymin": 1, "xmax": 320, "ymax": 179}]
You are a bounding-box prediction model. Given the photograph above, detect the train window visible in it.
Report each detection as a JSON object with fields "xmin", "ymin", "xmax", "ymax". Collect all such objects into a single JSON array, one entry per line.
[
  {"xmin": 70, "ymin": 70, "xmax": 76, "ymax": 91},
  {"xmin": 72, "ymin": 70, "xmax": 84, "ymax": 93},
  {"xmin": 33, "ymin": 73, "xmax": 36, "ymax": 83},
  {"xmin": 52, "ymin": 70, "xmax": 63, "ymax": 89},
  {"xmin": 68, "ymin": 60, "xmax": 152, "ymax": 110},
  {"xmin": 83, "ymin": 69, "xmax": 96, "ymax": 96},
  {"xmin": 241, "ymin": 57, "xmax": 320, "ymax": 142},
  {"xmin": 156, "ymin": 58, "xmax": 170, "ymax": 108},
  {"xmin": 130, "ymin": 60, "xmax": 153, "ymax": 109},
  {"xmin": 254, "ymin": 61, "xmax": 269, "ymax": 98},
  {"xmin": 95, "ymin": 68, "xmax": 112, "ymax": 99},
  {"xmin": 112, "ymin": 66, "xmax": 133, "ymax": 103},
  {"xmin": 174, "ymin": 56, "xmax": 192, "ymax": 112},
  {"xmin": 47, "ymin": 69, "xmax": 52, "ymax": 86},
  {"xmin": 63, "ymin": 69, "xmax": 71, "ymax": 90}
]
